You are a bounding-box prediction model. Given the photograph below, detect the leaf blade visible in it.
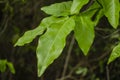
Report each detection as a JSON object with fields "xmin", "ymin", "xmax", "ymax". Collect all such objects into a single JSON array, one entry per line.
[
  {"xmin": 81, "ymin": 1, "xmax": 104, "ymax": 25},
  {"xmin": 108, "ymin": 43, "xmax": 120, "ymax": 64},
  {"xmin": 37, "ymin": 17, "xmax": 75, "ymax": 76},
  {"xmin": 74, "ymin": 15, "xmax": 95, "ymax": 55},
  {"xmin": 0, "ymin": 60, "xmax": 7, "ymax": 72},
  {"xmin": 15, "ymin": 16, "xmax": 68, "ymax": 46},
  {"xmin": 41, "ymin": 1, "xmax": 72, "ymax": 16},
  {"xmin": 7, "ymin": 62, "xmax": 15, "ymax": 74},
  {"xmin": 99, "ymin": 0, "xmax": 119, "ymax": 28},
  {"xmin": 71, "ymin": 0, "xmax": 89, "ymax": 14}
]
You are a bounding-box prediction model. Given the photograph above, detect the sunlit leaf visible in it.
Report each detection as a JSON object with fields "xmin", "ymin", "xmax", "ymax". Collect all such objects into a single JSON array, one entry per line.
[
  {"xmin": 71, "ymin": 0, "xmax": 89, "ymax": 14},
  {"xmin": 41, "ymin": 1, "xmax": 72, "ymax": 16},
  {"xmin": 15, "ymin": 16, "xmax": 68, "ymax": 46},
  {"xmin": 37, "ymin": 17, "xmax": 75, "ymax": 76},
  {"xmin": 74, "ymin": 15, "xmax": 95, "ymax": 55},
  {"xmin": 108, "ymin": 43, "xmax": 120, "ymax": 64},
  {"xmin": 99, "ymin": 0, "xmax": 119, "ymax": 28}
]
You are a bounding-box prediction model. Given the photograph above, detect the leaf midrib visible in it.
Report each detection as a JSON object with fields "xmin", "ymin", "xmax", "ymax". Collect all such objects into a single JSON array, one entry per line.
[{"xmin": 42, "ymin": 19, "xmax": 69, "ymax": 67}]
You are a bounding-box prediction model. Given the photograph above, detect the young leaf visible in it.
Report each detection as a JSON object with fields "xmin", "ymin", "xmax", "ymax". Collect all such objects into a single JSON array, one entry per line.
[
  {"xmin": 99, "ymin": 0, "xmax": 119, "ymax": 28},
  {"xmin": 41, "ymin": 1, "xmax": 72, "ymax": 17},
  {"xmin": 15, "ymin": 16, "xmax": 68, "ymax": 46},
  {"xmin": 37, "ymin": 17, "xmax": 75, "ymax": 77},
  {"xmin": 74, "ymin": 15, "xmax": 95, "ymax": 55},
  {"xmin": 108, "ymin": 43, "xmax": 120, "ymax": 64},
  {"xmin": 71, "ymin": 0, "xmax": 89, "ymax": 14}
]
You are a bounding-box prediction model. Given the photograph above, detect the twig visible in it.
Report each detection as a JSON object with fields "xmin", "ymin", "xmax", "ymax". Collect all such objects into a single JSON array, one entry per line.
[
  {"xmin": 57, "ymin": 75, "xmax": 77, "ymax": 80},
  {"xmin": 89, "ymin": 50, "xmax": 110, "ymax": 62},
  {"xmin": 106, "ymin": 66, "xmax": 110, "ymax": 80},
  {"xmin": 61, "ymin": 36, "xmax": 75, "ymax": 80},
  {"xmin": 69, "ymin": 62, "xmax": 82, "ymax": 75}
]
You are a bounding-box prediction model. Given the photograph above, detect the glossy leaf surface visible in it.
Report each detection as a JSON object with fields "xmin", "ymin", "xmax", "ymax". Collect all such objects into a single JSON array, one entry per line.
[
  {"xmin": 41, "ymin": 1, "xmax": 72, "ymax": 16},
  {"xmin": 37, "ymin": 17, "xmax": 75, "ymax": 76},
  {"xmin": 71, "ymin": 0, "xmax": 89, "ymax": 14}
]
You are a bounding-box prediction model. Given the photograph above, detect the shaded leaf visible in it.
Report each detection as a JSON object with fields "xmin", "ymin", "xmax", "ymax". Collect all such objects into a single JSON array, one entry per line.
[
  {"xmin": 41, "ymin": 1, "xmax": 72, "ymax": 16},
  {"xmin": 0, "ymin": 60, "xmax": 7, "ymax": 72},
  {"xmin": 74, "ymin": 15, "xmax": 95, "ymax": 55},
  {"xmin": 108, "ymin": 43, "xmax": 120, "ymax": 64},
  {"xmin": 15, "ymin": 16, "xmax": 68, "ymax": 46},
  {"xmin": 0, "ymin": 60, "xmax": 15, "ymax": 74},
  {"xmin": 99, "ymin": 0, "xmax": 119, "ymax": 28},
  {"xmin": 7, "ymin": 62, "xmax": 15, "ymax": 74},
  {"xmin": 75, "ymin": 67, "xmax": 88, "ymax": 76},
  {"xmin": 37, "ymin": 17, "xmax": 75, "ymax": 76},
  {"xmin": 71, "ymin": 0, "xmax": 89, "ymax": 14}
]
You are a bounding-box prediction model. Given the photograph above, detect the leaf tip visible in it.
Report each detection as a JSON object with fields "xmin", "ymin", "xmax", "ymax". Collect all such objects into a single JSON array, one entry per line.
[
  {"xmin": 81, "ymin": 47, "xmax": 90, "ymax": 56},
  {"xmin": 14, "ymin": 44, "xmax": 17, "ymax": 47},
  {"xmin": 14, "ymin": 41, "xmax": 24, "ymax": 47},
  {"xmin": 37, "ymin": 66, "xmax": 47, "ymax": 77},
  {"xmin": 83, "ymin": 52, "xmax": 88, "ymax": 56},
  {"xmin": 107, "ymin": 60, "xmax": 111, "ymax": 65},
  {"xmin": 14, "ymin": 41, "xmax": 19, "ymax": 47},
  {"xmin": 41, "ymin": 7, "xmax": 44, "ymax": 11}
]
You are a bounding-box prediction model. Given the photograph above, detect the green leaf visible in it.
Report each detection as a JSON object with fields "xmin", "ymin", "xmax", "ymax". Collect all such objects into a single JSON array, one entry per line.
[
  {"xmin": 15, "ymin": 16, "xmax": 68, "ymax": 46},
  {"xmin": 86, "ymin": 1, "xmax": 102, "ymax": 11},
  {"xmin": 81, "ymin": 1, "xmax": 104, "ymax": 25},
  {"xmin": 0, "ymin": 60, "xmax": 7, "ymax": 72},
  {"xmin": 75, "ymin": 67, "xmax": 88, "ymax": 76},
  {"xmin": 99, "ymin": 0, "xmax": 119, "ymax": 28},
  {"xmin": 37, "ymin": 17, "xmax": 75, "ymax": 77},
  {"xmin": 93, "ymin": 9, "xmax": 104, "ymax": 25},
  {"xmin": 74, "ymin": 15, "xmax": 95, "ymax": 55},
  {"xmin": 0, "ymin": 60, "xmax": 15, "ymax": 74},
  {"xmin": 41, "ymin": 1, "xmax": 72, "ymax": 16},
  {"xmin": 71, "ymin": 0, "xmax": 89, "ymax": 14},
  {"xmin": 108, "ymin": 43, "xmax": 120, "ymax": 64},
  {"xmin": 7, "ymin": 62, "xmax": 15, "ymax": 74}
]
